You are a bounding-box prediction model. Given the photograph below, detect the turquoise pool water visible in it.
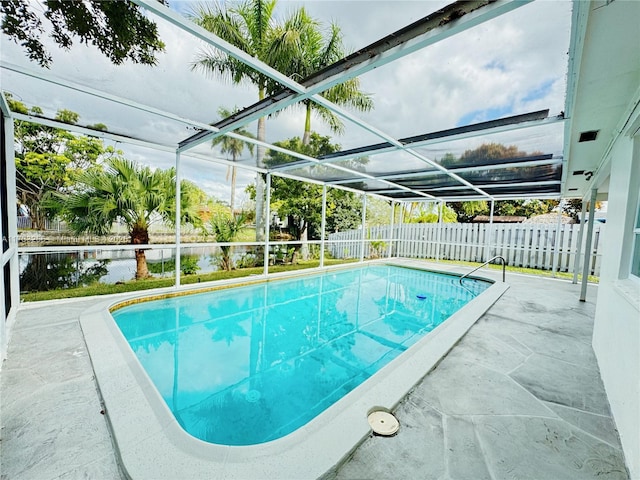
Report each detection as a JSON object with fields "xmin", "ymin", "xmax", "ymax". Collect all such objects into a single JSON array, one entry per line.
[{"xmin": 111, "ymin": 265, "xmax": 490, "ymax": 446}]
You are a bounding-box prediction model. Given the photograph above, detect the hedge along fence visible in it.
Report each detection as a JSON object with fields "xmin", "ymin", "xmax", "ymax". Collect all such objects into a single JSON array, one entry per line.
[{"xmin": 328, "ymin": 222, "xmax": 604, "ymax": 276}]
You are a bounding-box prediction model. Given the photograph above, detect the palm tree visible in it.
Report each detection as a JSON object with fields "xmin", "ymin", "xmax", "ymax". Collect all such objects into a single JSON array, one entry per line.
[
  {"xmin": 204, "ymin": 212, "xmax": 250, "ymax": 271},
  {"xmin": 61, "ymin": 157, "xmax": 202, "ymax": 280},
  {"xmin": 271, "ymin": 9, "xmax": 374, "ymax": 145},
  {"xmin": 190, "ymin": 0, "xmax": 300, "ymax": 241},
  {"xmin": 270, "ymin": 9, "xmax": 374, "ymax": 259},
  {"xmin": 212, "ymin": 106, "xmax": 255, "ymax": 214}
]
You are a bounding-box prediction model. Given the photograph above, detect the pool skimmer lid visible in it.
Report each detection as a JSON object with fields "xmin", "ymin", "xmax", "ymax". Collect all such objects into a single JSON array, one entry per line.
[{"xmin": 367, "ymin": 410, "xmax": 399, "ymax": 436}]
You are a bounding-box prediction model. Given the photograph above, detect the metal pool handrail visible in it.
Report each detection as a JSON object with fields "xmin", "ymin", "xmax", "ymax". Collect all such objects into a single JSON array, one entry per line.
[{"xmin": 459, "ymin": 255, "xmax": 506, "ymax": 284}]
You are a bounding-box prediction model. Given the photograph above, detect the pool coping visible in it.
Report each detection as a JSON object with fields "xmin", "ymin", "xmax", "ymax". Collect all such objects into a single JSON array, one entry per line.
[{"xmin": 79, "ymin": 260, "xmax": 509, "ymax": 479}]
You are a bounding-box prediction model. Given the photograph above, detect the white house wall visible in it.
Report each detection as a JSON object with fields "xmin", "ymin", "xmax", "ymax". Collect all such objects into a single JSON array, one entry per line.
[{"xmin": 592, "ymin": 129, "xmax": 640, "ymax": 479}]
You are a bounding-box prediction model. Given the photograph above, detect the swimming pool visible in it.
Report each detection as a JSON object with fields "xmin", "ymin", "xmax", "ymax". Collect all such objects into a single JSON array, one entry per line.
[
  {"xmin": 111, "ymin": 265, "xmax": 490, "ymax": 446},
  {"xmin": 80, "ymin": 260, "xmax": 507, "ymax": 479}
]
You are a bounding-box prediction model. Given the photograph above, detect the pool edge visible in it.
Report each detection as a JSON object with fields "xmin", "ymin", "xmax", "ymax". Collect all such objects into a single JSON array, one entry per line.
[{"xmin": 79, "ymin": 260, "xmax": 509, "ymax": 480}]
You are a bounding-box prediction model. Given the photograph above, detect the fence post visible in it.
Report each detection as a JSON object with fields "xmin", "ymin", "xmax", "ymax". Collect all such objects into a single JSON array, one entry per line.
[
  {"xmin": 320, "ymin": 185, "xmax": 327, "ymax": 268},
  {"xmin": 360, "ymin": 193, "xmax": 367, "ymax": 262},
  {"xmin": 436, "ymin": 200, "xmax": 443, "ymax": 261},
  {"xmin": 484, "ymin": 200, "xmax": 495, "ymax": 262},
  {"xmin": 263, "ymin": 173, "xmax": 271, "ymax": 275},
  {"xmin": 388, "ymin": 200, "xmax": 395, "ymax": 259},
  {"xmin": 175, "ymin": 150, "xmax": 181, "ymax": 288},
  {"xmin": 398, "ymin": 202, "xmax": 404, "ymax": 257},
  {"xmin": 552, "ymin": 199, "xmax": 565, "ymax": 277}
]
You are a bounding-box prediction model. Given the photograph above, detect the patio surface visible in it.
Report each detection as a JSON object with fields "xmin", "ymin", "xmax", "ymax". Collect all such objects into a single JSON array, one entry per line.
[{"xmin": 0, "ymin": 262, "xmax": 630, "ymax": 480}]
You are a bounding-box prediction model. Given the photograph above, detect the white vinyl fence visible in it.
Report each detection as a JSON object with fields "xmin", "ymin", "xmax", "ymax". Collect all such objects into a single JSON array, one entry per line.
[
  {"xmin": 17, "ymin": 216, "xmax": 67, "ymax": 231},
  {"xmin": 328, "ymin": 222, "xmax": 604, "ymax": 276}
]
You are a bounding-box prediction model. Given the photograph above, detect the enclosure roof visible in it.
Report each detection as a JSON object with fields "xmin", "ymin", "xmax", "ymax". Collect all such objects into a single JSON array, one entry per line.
[{"xmin": 1, "ymin": 0, "xmax": 638, "ymax": 203}]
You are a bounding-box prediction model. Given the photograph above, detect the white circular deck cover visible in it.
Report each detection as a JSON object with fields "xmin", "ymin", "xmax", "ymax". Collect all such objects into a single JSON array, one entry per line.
[{"xmin": 367, "ymin": 410, "xmax": 400, "ymax": 436}]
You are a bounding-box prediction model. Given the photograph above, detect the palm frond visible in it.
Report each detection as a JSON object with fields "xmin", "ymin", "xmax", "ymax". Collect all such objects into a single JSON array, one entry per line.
[
  {"xmin": 315, "ymin": 104, "xmax": 345, "ymax": 135},
  {"xmin": 212, "ymin": 106, "xmax": 257, "ymax": 160},
  {"xmin": 322, "ymin": 78, "xmax": 374, "ymax": 112},
  {"xmin": 317, "ymin": 23, "xmax": 343, "ymax": 68}
]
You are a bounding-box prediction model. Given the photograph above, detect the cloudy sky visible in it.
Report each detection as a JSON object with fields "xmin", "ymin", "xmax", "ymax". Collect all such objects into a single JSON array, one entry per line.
[{"xmin": 0, "ymin": 0, "xmax": 572, "ymax": 204}]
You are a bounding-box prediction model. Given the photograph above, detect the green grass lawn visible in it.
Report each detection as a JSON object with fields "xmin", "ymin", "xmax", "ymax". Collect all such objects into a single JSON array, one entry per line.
[
  {"xmin": 434, "ymin": 258, "xmax": 599, "ymax": 283},
  {"xmin": 235, "ymin": 227, "xmax": 257, "ymax": 243}
]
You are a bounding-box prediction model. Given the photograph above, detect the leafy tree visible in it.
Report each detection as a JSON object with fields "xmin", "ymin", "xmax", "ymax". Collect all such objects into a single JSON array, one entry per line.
[
  {"xmin": 212, "ymin": 107, "xmax": 255, "ymax": 214},
  {"xmin": 326, "ymin": 189, "xmax": 363, "ymax": 234},
  {"xmin": 203, "ymin": 212, "xmax": 250, "ymax": 271},
  {"xmin": 271, "ymin": 174, "xmax": 323, "ymax": 242},
  {"xmin": 440, "ymin": 143, "xmax": 537, "ymax": 169},
  {"xmin": 497, "ymin": 199, "xmax": 556, "ymax": 217},
  {"xmin": 266, "ymin": 134, "xmax": 338, "ymax": 244},
  {"xmin": 442, "ymin": 143, "xmax": 556, "ymax": 222},
  {"xmin": 447, "ymin": 200, "xmax": 488, "ymax": 223},
  {"xmin": 259, "ymin": 133, "xmax": 366, "ymax": 263},
  {"xmin": 7, "ymin": 95, "xmax": 112, "ymax": 229},
  {"xmin": 269, "ymin": 8, "xmax": 373, "ymax": 145},
  {"xmin": 365, "ymin": 197, "xmax": 391, "ymax": 226},
  {"xmin": 561, "ymin": 198, "xmax": 603, "ymax": 222},
  {"xmin": 407, "ymin": 203, "xmax": 457, "ymax": 223},
  {"xmin": 59, "ymin": 157, "xmax": 202, "ymax": 280},
  {"xmin": 1, "ymin": 0, "xmax": 165, "ymax": 68},
  {"xmin": 55, "ymin": 109, "xmax": 79, "ymax": 125},
  {"xmin": 87, "ymin": 123, "xmax": 108, "ymax": 131},
  {"xmin": 448, "ymin": 199, "xmax": 556, "ymax": 222},
  {"xmin": 191, "ymin": 0, "xmax": 308, "ymax": 241}
]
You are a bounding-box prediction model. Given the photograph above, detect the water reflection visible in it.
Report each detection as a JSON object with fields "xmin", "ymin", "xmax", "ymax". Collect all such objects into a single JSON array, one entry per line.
[
  {"xmin": 112, "ymin": 265, "xmax": 489, "ymax": 445},
  {"xmin": 19, "ymin": 247, "xmax": 254, "ymax": 291}
]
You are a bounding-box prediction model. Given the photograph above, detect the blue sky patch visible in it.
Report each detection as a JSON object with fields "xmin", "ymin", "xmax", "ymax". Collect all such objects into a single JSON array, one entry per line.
[
  {"xmin": 169, "ymin": 2, "xmax": 192, "ymax": 15},
  {"xmin": 456, "ymin": 104, "xmax": 514, "ymax": 127},
  {"xmin": 484, "ymin": 59, "xmax": 507, "ymax": 72},
  {"xmin": 522, "ymin": 79, "xmax": 555, "ymax": 102}
]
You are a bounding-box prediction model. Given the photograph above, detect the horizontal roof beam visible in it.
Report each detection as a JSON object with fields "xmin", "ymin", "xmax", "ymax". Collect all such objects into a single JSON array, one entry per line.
[
  {"xmin": 370, "ymin": 156, "xmax": 562, "ymax": 183},
  {"xmin": 275, "ymin": 110, "xmax": 563, "ymax": 170},
  {"xmin": 423, "ymin": 180, "xmax": 561, "ymax": 192},
  {"xmin": 394, "ymin": 192, "xmax": 562, "ymax": 202},
  {"xmin": 319, "ymin": 110, "xmax": 556, "ymax": 162},
  {"xmin": 325, "ymin": 155, "xmax": 561, "ymax": 185},
  {"xmin": 366, "ymin": 180, "xmax": 561, "ymax": 196}
]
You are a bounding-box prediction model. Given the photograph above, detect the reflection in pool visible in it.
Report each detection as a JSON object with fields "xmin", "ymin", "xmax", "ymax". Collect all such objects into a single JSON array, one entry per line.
[{"xmin": 111, "ymin": 265, "xmax": 490, "ymax": 445}]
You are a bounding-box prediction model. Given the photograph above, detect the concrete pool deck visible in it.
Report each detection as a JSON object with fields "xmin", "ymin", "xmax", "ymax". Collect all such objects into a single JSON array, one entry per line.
[{"xmin": 0, "ymin": 260, "xmax": 630, "ymax": 479}]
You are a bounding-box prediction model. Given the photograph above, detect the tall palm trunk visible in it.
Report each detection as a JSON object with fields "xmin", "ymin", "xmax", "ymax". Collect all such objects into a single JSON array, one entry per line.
[
  {"xmin": 227, "ymin": 154, "xmax": 238, "ymax": 215},
  {"xmin": 230, "ymin": 165, "xmax": 237, "ymax": 214},
  {"xmin": 131, "ymin": 224, "xmax": 150, "ymax": 279},
  {"xmin": 255, "ymin": 86, "xmax": 267, "ymax": 242},
  {"xmin": 302, "ymin": 101, "xmax": 312, "ymax": 146},
  {"xmin": 297, "ymin": 102, "xmax": 315, "ymax": 259}
]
